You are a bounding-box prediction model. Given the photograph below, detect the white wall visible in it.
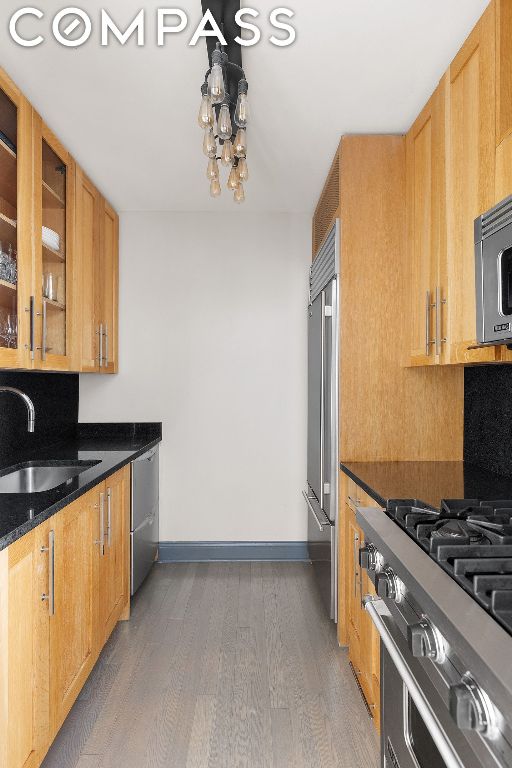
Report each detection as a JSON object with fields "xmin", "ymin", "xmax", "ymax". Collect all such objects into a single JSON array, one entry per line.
[{"xmin": 79, "ymin": 212, "xmax": 310, "ymax": 542}]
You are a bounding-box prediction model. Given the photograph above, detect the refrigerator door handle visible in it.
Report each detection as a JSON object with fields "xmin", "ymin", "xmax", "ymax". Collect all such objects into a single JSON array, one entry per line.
[
  {"xmin": 303, "ymin": 490, "xmax": 331, "ymax": 531},
  {"xmin": 320, "ymin": 290, "xmax": 326, "ymax": 509}
]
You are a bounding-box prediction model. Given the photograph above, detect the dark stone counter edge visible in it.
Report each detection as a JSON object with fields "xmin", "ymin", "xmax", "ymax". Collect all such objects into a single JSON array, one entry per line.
[
  {"xmin": 340, "ymin": 463, "xmax": 393, "ymax": 509},
  {"xmin": 0, "ymin": 436, "xmax": 161, "ymax": 552}
]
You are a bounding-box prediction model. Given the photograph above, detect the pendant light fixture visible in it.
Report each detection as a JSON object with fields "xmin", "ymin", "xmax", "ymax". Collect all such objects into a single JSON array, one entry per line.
[{"xmin": 198, "ymin": 43, "xmax": 249, "ymax": 203}]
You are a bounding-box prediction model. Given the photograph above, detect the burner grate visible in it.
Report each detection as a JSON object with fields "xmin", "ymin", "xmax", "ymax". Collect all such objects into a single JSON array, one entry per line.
[{"xmin": 387, "ymin": 498, "xmax": 512, "ymax": 635}]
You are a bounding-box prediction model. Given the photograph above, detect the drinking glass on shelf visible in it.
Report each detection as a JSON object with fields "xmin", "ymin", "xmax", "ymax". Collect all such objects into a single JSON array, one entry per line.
[
  {"xmin": 6, "ymin": 314, "xmax": 17, "ymax": 347},
  {"xmin": 43, "ymin": 272, "xmax": 56, "ymax": 301}
]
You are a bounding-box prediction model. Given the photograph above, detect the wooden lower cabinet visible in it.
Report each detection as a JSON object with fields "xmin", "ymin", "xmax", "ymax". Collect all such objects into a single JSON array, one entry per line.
[
  {"xmin": 99, "ymin": 465, "xmax": 130, "ymax": 644},
  {"xmin": 0, "ymin": 520, "xmax": 50, "ymax": 768},
  {"xmin": 49, "ymin": 490, "xmax": 99, "ymax": 733},
  {"xmin": 339, "ymin": 474, "xmax": 382, "ymax": 732},
  {"xmin": 0, "ymin": 466, "xmax": 131, "ymax": 768}
]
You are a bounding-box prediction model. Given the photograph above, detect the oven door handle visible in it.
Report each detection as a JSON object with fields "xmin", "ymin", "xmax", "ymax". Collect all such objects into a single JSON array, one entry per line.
[{"xmin": 364, "ymin": 596, "xmax": 465, "ymax": 768}]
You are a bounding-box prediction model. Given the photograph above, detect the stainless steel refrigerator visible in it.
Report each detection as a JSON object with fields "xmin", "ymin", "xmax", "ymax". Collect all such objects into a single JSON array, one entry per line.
[{"xmin": 303, "ymin": 220, "xmax": 339, "ymax": 621}]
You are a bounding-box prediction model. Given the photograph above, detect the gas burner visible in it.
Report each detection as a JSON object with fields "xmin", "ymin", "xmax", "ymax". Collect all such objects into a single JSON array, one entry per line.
[
  {"xmin": 430, "ymin": 519, "xmax": 487, "ymax": 555},
  {"xmin": 386, "ymin": 496, "xmax": 512, "ymax": 635}
]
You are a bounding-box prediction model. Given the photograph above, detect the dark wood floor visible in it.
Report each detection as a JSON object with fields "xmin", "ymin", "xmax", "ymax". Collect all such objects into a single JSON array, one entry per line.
[{"xmin": 41, "ymin": 562, "xmax": 379, "ymax": 768}]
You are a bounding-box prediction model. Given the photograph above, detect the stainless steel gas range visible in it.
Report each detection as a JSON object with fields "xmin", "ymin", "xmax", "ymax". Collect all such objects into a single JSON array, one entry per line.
[{"xmin": 357, "ymin": 499, "xmax": 512, "ymax": 768}]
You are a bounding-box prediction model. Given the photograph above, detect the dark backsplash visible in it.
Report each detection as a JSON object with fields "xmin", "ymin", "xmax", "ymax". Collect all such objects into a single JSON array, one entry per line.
[
  {"xmin": 464, "ymin": 365, "xmax": 512, "ymax": 476},
  {"xmin": 0, "ymin": 371, "xmax": 78, "ymax": 459}
]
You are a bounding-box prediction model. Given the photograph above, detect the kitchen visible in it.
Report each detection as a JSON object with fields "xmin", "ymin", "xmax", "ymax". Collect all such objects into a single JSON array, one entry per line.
[{"xmin": 0, "ymin": 1, "xmax": 511, "ymax": 767}]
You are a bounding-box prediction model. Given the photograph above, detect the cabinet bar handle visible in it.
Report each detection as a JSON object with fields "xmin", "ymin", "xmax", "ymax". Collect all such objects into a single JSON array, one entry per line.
[
  {"xmin": 106, "ymin": 487, "xmax": 112, "ymax": 547},
  {"xmin": 41, "ymin": 300, "xmax": 47, "ymax": 362},
  {"xmin": 97, "ymin": 323, "xmax": 104, "ymax": 367},
  {"xmin": 353, "ymin": 532, "xmax": 359, "ymax": 597},
  {"xmin": 41, "ymin": 530, "xmax": 55, "ymax": 616},
  {"xmin": 425, "ymin": 290, "xmax": 431, "ymax": 356},
  {"xmin": 435, "ymin": 286, "xmax": 447, "ymax": 356},
  {"xmin": 25, "ymin": 296, "xmax": 35, "ymax": 360},
  {"xmin": 94, "ymin": 493, "xmax": 105, "ymax": 555},
  {"xmin": 104, "ymin": 323, "xmax": 109, "ymax": 368}
]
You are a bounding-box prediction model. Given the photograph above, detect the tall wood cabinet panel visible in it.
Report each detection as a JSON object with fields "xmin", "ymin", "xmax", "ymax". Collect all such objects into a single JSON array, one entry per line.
[
  {"xmin": 445, "ymin": 2, "xmax": 497, "ymax": 364},
  {"xmin": 0, "ymin": 70, "xmax": 34, "ymax": 370}
]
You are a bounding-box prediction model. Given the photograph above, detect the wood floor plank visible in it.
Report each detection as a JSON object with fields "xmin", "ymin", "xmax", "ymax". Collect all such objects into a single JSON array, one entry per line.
[
  {"xmin": 271, "ymin": 709, "xmax": 301, "ymax": 768},
  {"xmin": 185, "ymin": 695, "xmax": 216, "ymax": 768},
  {"xmin": 41, "ymin": 562, "xmax": 379, "ymax": 768}
]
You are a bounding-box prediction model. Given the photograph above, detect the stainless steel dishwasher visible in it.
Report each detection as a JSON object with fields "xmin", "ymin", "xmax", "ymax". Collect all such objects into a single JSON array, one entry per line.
[{"xmin": 131, "ymin": 446, "xmax": 159, "ymax": 594}]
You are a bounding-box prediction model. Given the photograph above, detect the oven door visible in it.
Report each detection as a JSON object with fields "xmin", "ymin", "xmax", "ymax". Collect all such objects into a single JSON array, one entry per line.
[{"xmin": 365, "ymin": 599, "xmax": 481, "ymax": 768}]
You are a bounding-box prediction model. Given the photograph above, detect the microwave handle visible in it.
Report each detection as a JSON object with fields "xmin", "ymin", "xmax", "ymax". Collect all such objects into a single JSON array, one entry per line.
[{"xmin": 364, "ymin": 596, "xmax": 464, "ymax": 768}]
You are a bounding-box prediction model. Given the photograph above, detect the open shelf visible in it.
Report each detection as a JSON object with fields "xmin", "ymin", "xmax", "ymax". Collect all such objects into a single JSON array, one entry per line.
[
  {"xmin": 44, "ymin": 297, "xmax": 65, "ymax": 311},
  {"xmin": 42, "ymin": 242, "xmax": 64, "ymax": 263},
  {"xmin": 42, "ymin": 181, "xmax": 65, "ymax": 210},
  {"xmin": 0, "ymin": 138, "xmax": 17, "ymax": 210}
]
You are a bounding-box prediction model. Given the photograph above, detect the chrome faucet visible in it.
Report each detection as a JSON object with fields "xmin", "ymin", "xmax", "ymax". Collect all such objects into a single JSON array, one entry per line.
[{"xmin": 0, "ymin": 387, "xmax": 35, "ymax": 432}]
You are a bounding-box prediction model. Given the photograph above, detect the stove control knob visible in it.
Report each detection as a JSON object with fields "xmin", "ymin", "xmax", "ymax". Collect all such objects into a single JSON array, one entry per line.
[
  {"xmin": 359, "ymin": 543, "xmax": 378, "ymax": 571},
  {"xmin": 375, "ymin": 567, "xmax": 403, "ymax": 603},
  {"xmin": 449, "ymin": 673, "xmax": 499, "ymax": 739},
  {"xmin": 407, "ymin": 617, "xmax": 446, "ymax": 664}
]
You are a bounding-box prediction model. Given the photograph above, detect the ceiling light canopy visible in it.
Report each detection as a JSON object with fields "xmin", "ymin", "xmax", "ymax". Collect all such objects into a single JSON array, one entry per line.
[{"xmin": 198, "ymin": 41, "xmax": 249, "ymax": 203}]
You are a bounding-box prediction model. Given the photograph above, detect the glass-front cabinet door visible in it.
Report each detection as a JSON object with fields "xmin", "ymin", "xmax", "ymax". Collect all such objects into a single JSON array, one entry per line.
[
  {"xmin": 33, "ymin": 115, "xmax": 75, "ymax": 370},
  {"xmin": 0, "ymin": 71, "xmax": 32, "ymax": 369}
]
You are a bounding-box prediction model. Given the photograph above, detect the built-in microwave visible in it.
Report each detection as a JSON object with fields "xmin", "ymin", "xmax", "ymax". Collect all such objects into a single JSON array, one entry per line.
[{"xmin": 475, "ymin": 194, "xmax": 512, "ymax": 345}]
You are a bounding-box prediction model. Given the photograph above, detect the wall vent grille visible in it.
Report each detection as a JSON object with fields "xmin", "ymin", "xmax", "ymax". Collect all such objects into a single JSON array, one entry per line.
[
  {"xmin": 310, "ymin": 220, "xmax": 338, "ymax": 302},
  {"xmin": 478, "ymin": 194, "xmax": 512, "ymax": 241},
  {"xmin": 312, "ymin": 148, "xmax": 340, "ymax": 255}
]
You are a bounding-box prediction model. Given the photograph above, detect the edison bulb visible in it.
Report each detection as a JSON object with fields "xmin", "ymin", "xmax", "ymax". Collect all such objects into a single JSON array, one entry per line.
[
  {"xmin": 197, "ymin": 94, "xmax": 213, "ymax": 128},
  {"xmin": 221, "ymin": 140, "xmax": 234, "ymax": 166},
  {"xmin": 235, "ymin": 92, "xmax": 249, "ymax": 128},
  {"xmin": 206, "ymin": 157, "xmax": 219, "ymax": 180},
  {"xmin": 203, "ymin": 128, "xmax": 216, "ymax": 158},
  {"xmin": 234, "ymin": 183, "xmax": 245, "ymax": 204},
  {"xmin": 218, "ymin": 104, "xmax": 232, "ymax": 141},
  {"xmin": 210, "ymin": 178, "xmax": 221, "ymax": 197},
  {"xmin": 237, "ymin": 157, "xmax": 249, "ymax": 182},
  {"xmin": 234, "ymin": 128, "xmax": 247, "ymax": 158},
  {"xmin": 227, "ymin": 164, "xmax": 239, "ymax": 190},
  {"xmin": 208, "ymin": 62, "xmax": 225, "ymax": 104}
]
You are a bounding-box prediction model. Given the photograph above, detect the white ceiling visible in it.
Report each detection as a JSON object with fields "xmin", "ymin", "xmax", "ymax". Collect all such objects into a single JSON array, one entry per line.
[{"xmin": 0, "ymin": 0, "xmax": 490, "ymax": 213}]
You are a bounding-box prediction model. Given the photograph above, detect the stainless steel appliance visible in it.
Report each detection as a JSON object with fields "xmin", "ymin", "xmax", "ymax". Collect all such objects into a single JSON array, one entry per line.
[
  {"xmin": 131, "ymin": 446, "xmax": 159, "ymax": 595},
  {"xmin": 475, "ymin": 194, "xmax": 512, "ymax": 345},
  {"xmin": 304, "ymin": 220, "xmax": 339, "ymax": 621},
  {"xmin": 358, "ymin": 500, "xmax": 512, "ymax": 768}
]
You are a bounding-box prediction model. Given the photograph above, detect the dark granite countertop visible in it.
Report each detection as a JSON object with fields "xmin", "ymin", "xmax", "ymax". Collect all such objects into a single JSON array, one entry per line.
[
  {"xmin": 340, "ymin": 460, "xmax": 512, "ymax": 510},
  {"xmin": 0, "ymin": 422, "xmax": 162, "ymax": 551}
]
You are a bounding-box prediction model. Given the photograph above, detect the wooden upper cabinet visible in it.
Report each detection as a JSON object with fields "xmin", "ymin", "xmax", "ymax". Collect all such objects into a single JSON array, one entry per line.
[
  {"xmin": 0, "ymin": 69, "xmax": 33, "ymax": 370},
  {"xmin": 445, "ymin": 2, "xmax": 497, "ymax": 364},
  {"xmin": 99, "ymin": 199, "xmax": 119, "ymax": 373},
  {"xmin": 76, "ymin": 167, "xmax": 101, "ymax": 372},
  {"xmin": 406, "ymin": 80, "xmax": 447, "ymax": 366},
  {"xmin": 75, "ymin": 166, "xmax": 119, "ymax": 374},
  {"xmin": 0, "ymin": 521, "xmax": 51, "ymax": 768},
  {"xmin": 33, "ymin": 114, "xmax": 77, "ymax": 371}
]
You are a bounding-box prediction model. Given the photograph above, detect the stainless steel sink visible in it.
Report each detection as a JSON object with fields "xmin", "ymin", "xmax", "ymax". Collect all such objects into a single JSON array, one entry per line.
[{"xmin": 0, "ymin": 461, "xmax": 100, "ymax": 494}]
